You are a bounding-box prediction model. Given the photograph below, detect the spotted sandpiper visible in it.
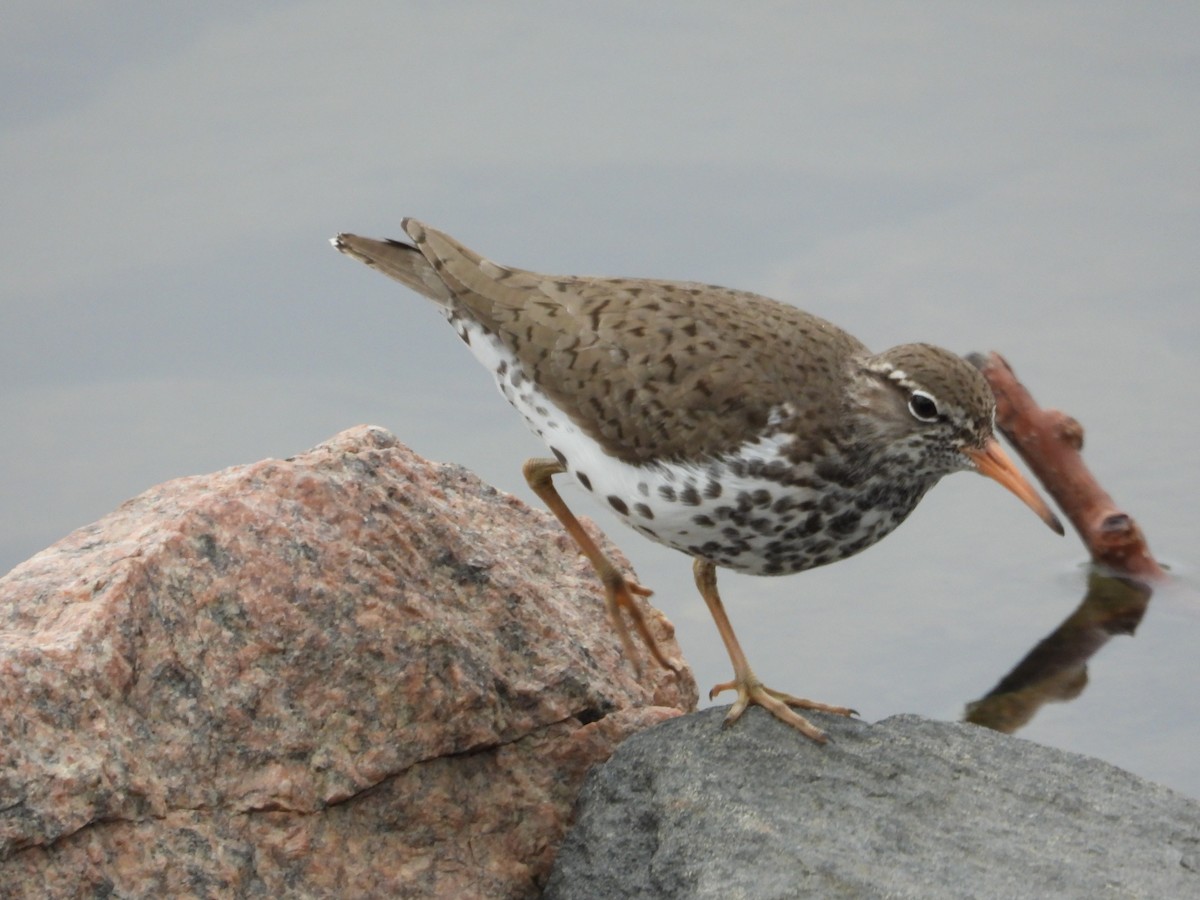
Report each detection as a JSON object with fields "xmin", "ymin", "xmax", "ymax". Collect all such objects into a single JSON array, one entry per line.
[{"xmin": 333, "ymin": 220, "xmax": 1063, "ymax": 742}]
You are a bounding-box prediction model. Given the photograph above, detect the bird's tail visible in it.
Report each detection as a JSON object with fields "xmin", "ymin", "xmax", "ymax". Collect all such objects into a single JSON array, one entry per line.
[{"xmin": 331, "ymin": 231, "xmax": 454, "ymax": 306}]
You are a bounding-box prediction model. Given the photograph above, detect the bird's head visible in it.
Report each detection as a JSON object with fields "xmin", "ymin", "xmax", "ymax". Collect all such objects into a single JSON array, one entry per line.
[{"xmin": 854, "ymin": 343, "xmax": 1063, "ymax": 535}]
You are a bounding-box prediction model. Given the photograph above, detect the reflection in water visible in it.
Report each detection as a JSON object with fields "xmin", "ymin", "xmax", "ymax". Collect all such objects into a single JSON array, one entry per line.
[{"xmin": 964, "ymin": 572, "xmax": 1152, "ymax": 734}]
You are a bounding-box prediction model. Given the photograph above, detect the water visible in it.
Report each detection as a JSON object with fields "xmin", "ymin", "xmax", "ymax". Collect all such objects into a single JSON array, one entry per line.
[{"xmin": 2, "ymin": 4, "xmax": 1197, "ymax": 802}]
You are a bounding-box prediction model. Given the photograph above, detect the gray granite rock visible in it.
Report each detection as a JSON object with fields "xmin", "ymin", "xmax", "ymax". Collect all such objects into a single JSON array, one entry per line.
[{"xmin": 545, "ymin": 706, "xmax": 1200, "ymax": 899}]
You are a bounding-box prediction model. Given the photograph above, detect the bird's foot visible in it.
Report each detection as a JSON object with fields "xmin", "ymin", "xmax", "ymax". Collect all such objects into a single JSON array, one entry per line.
[
  {"xmin": 602, "ymin": 570, "xmax": 682, "ymax": 677},
  {"xmin": 709, "ymin": 677, "xmax": 857, "ymax": 744}
]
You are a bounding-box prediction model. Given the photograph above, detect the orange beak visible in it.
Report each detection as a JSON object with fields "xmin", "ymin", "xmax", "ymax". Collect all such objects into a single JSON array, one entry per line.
[{"xmin": 964, "ymin": 439, "xmax": 1064, "ymax": 535}]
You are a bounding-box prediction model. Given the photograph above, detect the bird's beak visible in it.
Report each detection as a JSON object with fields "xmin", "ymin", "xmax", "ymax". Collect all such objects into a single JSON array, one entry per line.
[{"xmin": 964, "ymin": 439, "xmax": 1065, "ymax": 535}]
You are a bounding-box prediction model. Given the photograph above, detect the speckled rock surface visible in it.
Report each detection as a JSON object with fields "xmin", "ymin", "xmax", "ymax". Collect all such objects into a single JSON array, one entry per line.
[
  {"xmin": 545, "ymin": 706, "xmax": 1200, "ymax": 899},
  {"xmin": 0, "ymin": 426, "xmax": 697, "ymax": 898}
]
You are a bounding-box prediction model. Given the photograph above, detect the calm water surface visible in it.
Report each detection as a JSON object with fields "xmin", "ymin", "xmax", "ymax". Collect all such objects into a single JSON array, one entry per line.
[{"xmin": 2, "ymin": 2, "xmax": 1197, "ymax": 806}]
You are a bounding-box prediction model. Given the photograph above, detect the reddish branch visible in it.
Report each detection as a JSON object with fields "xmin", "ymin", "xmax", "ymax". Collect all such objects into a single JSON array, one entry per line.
[{"xmin": 970, "ymin": 352, "xmax": 1165, "ymax": 583}]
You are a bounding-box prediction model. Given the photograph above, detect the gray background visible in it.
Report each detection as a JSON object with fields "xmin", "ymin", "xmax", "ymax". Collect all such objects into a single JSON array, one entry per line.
[{"xmin": 4, "ymin": 4, "xmax": 1198, "ymax": 798}]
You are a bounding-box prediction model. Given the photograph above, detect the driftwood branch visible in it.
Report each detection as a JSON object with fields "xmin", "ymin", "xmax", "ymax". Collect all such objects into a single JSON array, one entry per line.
[{"xmin": 968, "ymin": 352, "xmax": 1165, "ymax": 583}]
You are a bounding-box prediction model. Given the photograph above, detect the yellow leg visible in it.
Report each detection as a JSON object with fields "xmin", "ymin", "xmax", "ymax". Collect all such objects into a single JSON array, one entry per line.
[
  {"xmin": 524, "ymin": 458, "xmax": 679, "ymax": 675},
  {"xmin": 693, "ymin": 558, "xmax": 855, "ymax": 743}
]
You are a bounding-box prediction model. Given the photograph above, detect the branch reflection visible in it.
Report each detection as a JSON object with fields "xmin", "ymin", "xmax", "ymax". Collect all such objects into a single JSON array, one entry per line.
[{"xmin": 964, "ymin": 572, "xmax": 1152, "ymax": 733}]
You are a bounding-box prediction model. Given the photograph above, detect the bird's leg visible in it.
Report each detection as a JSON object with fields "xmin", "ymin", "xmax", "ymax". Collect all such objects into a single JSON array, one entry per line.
[
  {"xmin": 523, "ymin": 458, "xmax": 679, "ymax": 675},
  {"xmin": 693, "ymin": 558, "xmax": 855, "ymax": 743}
]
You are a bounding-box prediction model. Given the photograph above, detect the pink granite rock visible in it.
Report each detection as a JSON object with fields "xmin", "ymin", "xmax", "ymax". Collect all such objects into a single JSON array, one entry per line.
[{"xmin": 0, "ymin": 426, "xmax": 697, "ymax": 898}]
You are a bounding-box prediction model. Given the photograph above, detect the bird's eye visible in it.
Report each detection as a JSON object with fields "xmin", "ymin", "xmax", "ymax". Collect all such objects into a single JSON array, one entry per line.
[{"xmin": 908, "ymin": 390, "xmax": 939, "ymax": 422}]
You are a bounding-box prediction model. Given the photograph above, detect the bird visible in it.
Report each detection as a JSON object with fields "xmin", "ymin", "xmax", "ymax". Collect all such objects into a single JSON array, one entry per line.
[{"xmin": 332, "ymin": 220, "xmax": 1063, "ymax": 742}]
